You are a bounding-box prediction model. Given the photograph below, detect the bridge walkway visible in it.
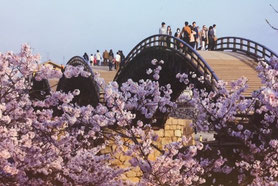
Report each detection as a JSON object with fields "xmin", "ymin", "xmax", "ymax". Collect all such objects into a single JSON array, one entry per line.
[
  {"xmin": 199, "ymin": 51, "xmax": 262, "ymax": 96},
  {"xmin": 48, "ymin": 51, "xmax": 263, "ymax": 98}
]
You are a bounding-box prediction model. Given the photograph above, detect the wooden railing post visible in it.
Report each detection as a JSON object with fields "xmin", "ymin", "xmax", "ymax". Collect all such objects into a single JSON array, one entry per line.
[
  {"xmin": 263, "ymin": 48, "xmax": 266, "ymax": 59},
  {"xmin": 227, "ymin": 38, "xmax": 230, "ymax": 48},
  {"xmin": 255, "ymin": 44, "xmax": 258, "ymax": 56},
  {"xmin": 233, "ymin": 38, "xmax": 236, "ymax": 52},
  {"xmin": 240, "ymin": 39, "xmax": 243, "ymax": 51},
  {"xmin": 247, "ymin": 41, "xmax": 250, "ymax": 54}
]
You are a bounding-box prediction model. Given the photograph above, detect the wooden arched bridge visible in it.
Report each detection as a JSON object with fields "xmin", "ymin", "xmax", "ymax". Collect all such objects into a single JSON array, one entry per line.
[
  {"xmin": 114, "ymin": 35, "xmax": 278, "ymax": 97},
  {"xmin": 32, "ymin": 34, "xmax": 277, "ymax": 126}
]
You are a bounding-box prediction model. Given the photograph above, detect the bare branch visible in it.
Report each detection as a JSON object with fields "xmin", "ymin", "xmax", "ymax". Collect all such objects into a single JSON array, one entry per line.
[
  {"xmin": 266, "ymin": 19, "xmax": 278, "ymax": 31},
  {"xmin": 270, "ymin": 4, "xmax": 278, "ymax": 14}
]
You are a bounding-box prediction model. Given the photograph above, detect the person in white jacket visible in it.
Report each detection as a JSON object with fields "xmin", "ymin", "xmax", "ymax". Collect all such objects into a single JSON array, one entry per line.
[
  {"xmin": 201, "ymin": 25, "xmax": 208, "ymax": 50},
  {"xmin": 115, "ymin": 51, "xmax": 121, "ymax": 71},
  {"xmin": 159, "ymin": 22, "xmax": 167, "ymax": 46},
  {"xmin": 89, "ymin": 54, "xmax": 94, "ymax": 66},
  {"xmin": 96, "ymin": 50, "xmax": 102, "ymax": 66}
]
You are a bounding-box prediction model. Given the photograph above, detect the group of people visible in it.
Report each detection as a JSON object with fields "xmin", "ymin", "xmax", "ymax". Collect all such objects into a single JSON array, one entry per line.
[
  {"xmin": 159, "ymin": 21, "xmax": 217, "ymax": 50},
  {"xmin": 83, "ymin": 49, "xmax": 125, "ymax": 71}
]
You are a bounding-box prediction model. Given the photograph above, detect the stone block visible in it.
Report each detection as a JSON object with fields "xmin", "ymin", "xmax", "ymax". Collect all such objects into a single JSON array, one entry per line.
[
  {"xmin": 161, "ymin": 137, "xmax": 172, "ymax": 146},
  {"xmin": 167, "ymin": 125, "xmax": 174, "ymax": 130},
  {"xmin": 177, "ymin": 137, "xmax": 182, "ymax": 142},
  {"xmin": 178, "ymin": 119, "xmax": 185, "ymax": 125},
  {"xmin": 184, "ymin": 126, "xmax": 194, "ymax": 135},
  {"xmin": 175, "ymin": 130, "xmax": 182, "ymax": 137},
  {"xmin": 155, "ymin": 129, "xmax": 164, "ymax": 137},
  {"xmin": 171, "ymin": 136, "xmax": 178, "ymax": 142},
  {"xmin": 185, "ymin": 119, "xmax": 193, "ymax": 126},
  {"xmin": 170, "ymin": 119, "xmax": 177, "ymax": 125},
  {"xmin": 164, "ymin": 130, "xmax": 174, "ymax": 137},
  {"xmin": 167, "ymin": 117, "xmax": 174, "ymax": 124},
  {"xmin": 165, "ymin": 124, "xmax": 171, "ymax": 130}
]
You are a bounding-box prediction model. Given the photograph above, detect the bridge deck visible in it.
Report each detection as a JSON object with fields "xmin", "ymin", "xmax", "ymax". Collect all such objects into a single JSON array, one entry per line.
[
  {"xmin": 199, "ymin": 51, "xmax": 262, "ymax": 96},
  {"xmin": 49, "ymin": 51, "xmax": 262, "ymax": 97}
]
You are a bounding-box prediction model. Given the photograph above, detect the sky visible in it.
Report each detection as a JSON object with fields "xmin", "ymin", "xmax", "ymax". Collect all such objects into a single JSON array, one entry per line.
[{"xmin": 0, "ymin": 0, "xmax": 278, "ymax": 64}]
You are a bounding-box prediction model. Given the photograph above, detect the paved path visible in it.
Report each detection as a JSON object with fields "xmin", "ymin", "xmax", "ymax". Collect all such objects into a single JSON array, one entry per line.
[{"xmin": 91, "ymin": 66, "xmax": 117, "ymax": 83}]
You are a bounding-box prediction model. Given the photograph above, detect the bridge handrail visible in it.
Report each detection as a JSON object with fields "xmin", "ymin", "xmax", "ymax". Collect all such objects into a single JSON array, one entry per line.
[
  {"xmin": 115, "ymin": 34, "xmax": 219, "ymax": 89},
  {"xmin": 215, "ymin": 36, "xmax": 278, "ymax": 62}
]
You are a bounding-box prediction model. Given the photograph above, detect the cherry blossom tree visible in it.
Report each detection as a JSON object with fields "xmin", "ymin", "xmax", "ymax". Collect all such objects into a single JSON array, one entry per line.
[{"xmin": 1, "ymin": 44, "xmax": 278, "ymax": 185}]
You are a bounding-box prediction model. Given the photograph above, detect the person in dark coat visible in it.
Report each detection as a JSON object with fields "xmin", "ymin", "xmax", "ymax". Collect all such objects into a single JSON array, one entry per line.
[
  {"xmin": 108, "ymin": 49, "xmax": 114, "ymax": 71},
  {"xmin": 208, "ymin": 26, "xmax": 215, "ymax": 50},
  {"xmin": 119, "ymin": 50, "xmax": 125, "ymax": 69},
  {"xmin": 83, "ymin": 52, "xmax": 89, "ymax": 62}
]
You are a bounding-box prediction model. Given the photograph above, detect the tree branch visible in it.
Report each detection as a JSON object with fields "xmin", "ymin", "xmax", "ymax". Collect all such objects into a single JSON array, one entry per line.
[
  {"xmin": 270, "ymin": 4, "xmax": 278, "ymax": 14},
  {"xmin": 266, "ymin": 4, "xmax": 278, "ymax": 30},
  {"xmin": 266, "ymin": 19, "xmax": 278, "ymax": 31}
]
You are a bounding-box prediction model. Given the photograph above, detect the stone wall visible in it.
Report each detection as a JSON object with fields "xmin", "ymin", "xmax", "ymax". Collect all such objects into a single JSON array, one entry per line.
[{"xmin": 106, "ymin": 117, "xmax": 194, "ymax": 183}]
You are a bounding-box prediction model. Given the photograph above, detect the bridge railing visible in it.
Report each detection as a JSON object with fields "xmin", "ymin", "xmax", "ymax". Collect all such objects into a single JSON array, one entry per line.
[
  {"xmin": 115, "ymin": 34, "xmax": 219, "ymax": 89},
  {"xmin": 215, "ymin": 37, "xmax": 278, "ymax": 62}
]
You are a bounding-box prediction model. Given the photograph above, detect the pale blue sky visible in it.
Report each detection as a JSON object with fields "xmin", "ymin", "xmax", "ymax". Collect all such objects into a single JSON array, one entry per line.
[{"xmin": 0, "ymin": 0, "xmax": 278, "ymax": 64}]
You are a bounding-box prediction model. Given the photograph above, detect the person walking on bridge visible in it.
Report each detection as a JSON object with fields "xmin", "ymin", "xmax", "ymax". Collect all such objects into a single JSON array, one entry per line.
[
  {"xmin": 103, "ymin": 50, "xmax": 109, "ymax": 66},
  {"xmin": 159, "ymin": 22, "xmax": 167, "ymax": 46},
  {"xmin": 212, "ymin": 24, "xmax": 217, "ymax": 49},
  {"xmin": 192, "ymin": 22, "xmax": 199, "ymax": 49},
  {"xmin": 189, "ymin": 25, "xmax": 196, "ymax": 49},
  {"xmin": 159, "ymin": 22, "xmax": 167, "ymax": 35},
  {"xmin": 166, "ymin": 25, "xmax": 172, "ymax": 48},
  {"xmin": 208, "ymin": 26, "xmax": 215, "ymax": 50},
  {"xmin": 83, "ymin": 52, "xmax": 89, "ymax": 62},
  {"xmin": 115, "ymin": 51, "xmax": 121, "ymax": 71},
  {"xmin": 90, "ymin": 54, "xmax": 94, "ymax": 66},
  {"xmin": 119, "ymin": 50, "xmax": 125, "ymax": 69},
  {"xmin": 181, "ymin": 21, "xmax": 191, "ymax": 44},
  {"xmin": 201, "ymin": 25, "xmax": 208, "ymax": 50},
  {"xmin": 108, "ymin": 49, "xmax": 114, "ymax": 71},
  {"xmin": 174, "ymin": 28, "xmax": 181, "ymax": 39},
  {"xmin": 213, "ymin": 24, "xmax": 217, "ymax": 38},
  {"xmin": 174, "ymin": 28, "xmax": 183, "ymax": 50},
  {"xmin": 96, "ymin": 50, "xmax": 102, "ymax": 66}
]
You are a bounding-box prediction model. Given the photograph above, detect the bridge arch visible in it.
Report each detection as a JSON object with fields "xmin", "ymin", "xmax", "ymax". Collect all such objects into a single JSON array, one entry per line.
[
  {"xmin": 57, "ymin": 56, "xmax": 100, "ymax": 107},
  {"xmin": 114, "ymin": 34, "xmax": 220, "ymax": 127},
  {"xmin": 30, "ymin": 77, "xmax": 50, "ymax": 101},
  {"xmin": 114, "ymin": 34, "xmax": 219, "ymax": 101}
]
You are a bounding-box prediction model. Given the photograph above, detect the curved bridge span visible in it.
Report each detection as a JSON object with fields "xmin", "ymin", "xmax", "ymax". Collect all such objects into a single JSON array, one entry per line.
[
  {"xmin": 114, "ymin": 35, "xmax": 278, "ymax": 97},
  {"xmin": 114, "ymin": 34, "xmax": 219, "ymax": 101}
]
